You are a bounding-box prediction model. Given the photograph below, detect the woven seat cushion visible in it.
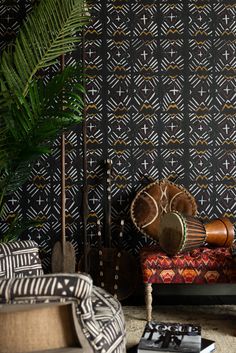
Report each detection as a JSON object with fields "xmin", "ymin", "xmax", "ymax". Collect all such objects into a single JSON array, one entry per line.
[{"xmin": 140, "ymin": 246, "xmax": 236, "ymax": 284}]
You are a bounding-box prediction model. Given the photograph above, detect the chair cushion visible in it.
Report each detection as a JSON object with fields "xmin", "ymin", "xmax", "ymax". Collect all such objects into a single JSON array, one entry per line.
[
  {"xmin": 0, "ymin": 274, "xmax": 126, "ymax": 353},
  {"xmin": 0, "ymin": 240, "xmax": 43, "ymax": 279},
  {"xmin": 0, "ymin": 273, "xmax": 93, "ymax": 303},
  {"xmin": 140, "ymin": 246, "xmax": 236, "ymax": 284},
  {"xmin": 91, "ymin": 286, "xmax": 126, "ymax": 352}
]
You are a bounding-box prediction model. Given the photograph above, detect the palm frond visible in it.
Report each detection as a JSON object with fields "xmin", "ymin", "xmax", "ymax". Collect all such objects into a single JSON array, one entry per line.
[
  {"xmin": 1, "ymin": 0, "xmax": 89, "ymax": 97},
  {"xmin": 0, "ymin": 64, "xmax": 84, "ymax": 198},
  {"xmin": 1, "ymin": 163, "xmax": 33, "ymax": 195},
  {"xmin": 0, "ymin": 0, "xmax": 89, "ymax": 240},
  {"xmin": 0, "ymin": 216, "xmax": 41, "ymax": 243},
  {"xmin": 0, "ymin": 126, "xmax": 9, "ymax": 169}
]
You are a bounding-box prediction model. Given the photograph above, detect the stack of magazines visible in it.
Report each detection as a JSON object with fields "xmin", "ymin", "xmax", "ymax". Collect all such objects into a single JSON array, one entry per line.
[{"xmin": 137, "ymin": 321, "xmax": 215, "ymax": 353}]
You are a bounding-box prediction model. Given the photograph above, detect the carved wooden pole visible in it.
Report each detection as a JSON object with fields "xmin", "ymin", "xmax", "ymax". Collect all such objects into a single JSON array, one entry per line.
[
  {"xmin": 60, "ymin": 54, "xmax": 66, "ymax": 270},
  {"xmin": 105, "ymin": 159, "xmax": 113, "ymax": 248},
  {"xmin": 118, "ymin": 219, "xmax": 124, "ymax": 247},
  {"xmin": 82, "ymin": 29, "xmax": 89, "ymax": 273},
  {"xmin": 97, "ymin": 218, "xmax": 102, "ymax": 248},
  {"xmin": 145, "ymin": 283, "xmax": 153, "ymax": 322},
  {"xmin": 51, "ymin": 54, "xmax": 75, "ymax": 273}
]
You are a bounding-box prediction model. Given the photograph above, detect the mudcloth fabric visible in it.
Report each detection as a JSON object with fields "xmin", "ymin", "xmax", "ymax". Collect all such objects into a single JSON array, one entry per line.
[
  {"xmin": 0, "ymin": 241, "xmax": 126, "ymax": 353},
  {"xmin": 0, "ymin": 240, "xmax": 43, "ymax": 279}
]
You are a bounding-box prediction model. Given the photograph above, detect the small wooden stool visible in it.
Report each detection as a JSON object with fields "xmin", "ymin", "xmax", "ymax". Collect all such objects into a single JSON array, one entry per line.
[{"xmin": 140, "ymin": 245, "xmax": 236, "ymax": 322}]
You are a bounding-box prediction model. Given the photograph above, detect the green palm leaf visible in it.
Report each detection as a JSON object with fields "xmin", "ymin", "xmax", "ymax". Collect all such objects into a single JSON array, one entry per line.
[
  {"xmin": 1, "ymin": 0, "xmax": 89, "ymax": 97},
  {"xmin": 0, "ymin": 0, "xmax": 89, "ymax": 239},
  {"xmin": 0, "ymin": 65, "xmax": 84, "ymax": 198},
  {"xmin": 0, "ymin": 216, "xmax": 41, "ymax": 243}
]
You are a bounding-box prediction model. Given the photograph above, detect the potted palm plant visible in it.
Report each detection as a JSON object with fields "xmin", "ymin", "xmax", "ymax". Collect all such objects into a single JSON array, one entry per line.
[{"xmin": 0, "ymin": 0, "xmax": 89, "ymax": 242}]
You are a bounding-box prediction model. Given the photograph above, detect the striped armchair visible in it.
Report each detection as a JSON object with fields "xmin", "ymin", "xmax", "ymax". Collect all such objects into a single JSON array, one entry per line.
[{"xmin": 0, "ymin": 241, "xmax": 126, "ymax": 353}]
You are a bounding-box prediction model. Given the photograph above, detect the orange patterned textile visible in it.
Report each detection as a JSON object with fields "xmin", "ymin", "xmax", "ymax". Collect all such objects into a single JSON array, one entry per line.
[{"xmin": 140, "ymin": 246, "xmax": 236, "ymax": 284}]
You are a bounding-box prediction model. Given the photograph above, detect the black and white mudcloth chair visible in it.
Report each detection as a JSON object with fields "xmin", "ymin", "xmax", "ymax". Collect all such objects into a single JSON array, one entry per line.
[{"xmin": 0, "ymin": 240, "xmax": 126, "ymax": 353}]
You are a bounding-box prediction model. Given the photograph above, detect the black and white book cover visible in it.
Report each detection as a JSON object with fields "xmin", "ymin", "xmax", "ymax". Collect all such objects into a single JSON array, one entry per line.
[
  {"xmin": 201, "ymin": 338, "xmax": 215, "ymax": 353},
  {"xmin": 138, "ymin": 321, "xmax": 201, "ymax": 353}
]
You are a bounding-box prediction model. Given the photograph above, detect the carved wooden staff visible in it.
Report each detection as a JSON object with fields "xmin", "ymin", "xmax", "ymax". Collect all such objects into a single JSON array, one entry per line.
[
  {"xmin": 81, "ymin": 28, "xmax": 90, "ymax": 273},
  {"xmin": 105, "ymin": 159, "xmax": 112, "ymax": 248},
  {"xmin": 96, "ymin": 161, "xmax": 138, "ymax": 299},
  {"xmin": 82, "ymin": 173, "xmax": 89, "ymax": 273},
  {"xmin": 79, "ymin": 159, "xmax": 138, "ymax": 300},
  {"xmin": 97, "ymin": 218, "xmax": 102, "ymax": 248},
  {"xmin": 118, "ymin": 219, "xmax": 125, "ymax": 247},
  {"xmin": 51, "ymin": 54, "xmax": 76, "ymax": 273}
]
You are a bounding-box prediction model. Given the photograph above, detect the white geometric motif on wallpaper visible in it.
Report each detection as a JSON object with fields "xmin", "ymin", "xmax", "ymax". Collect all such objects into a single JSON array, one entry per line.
[{"xmin": 161, "ymin": 149, "xmax": 185, "ymax": 181}]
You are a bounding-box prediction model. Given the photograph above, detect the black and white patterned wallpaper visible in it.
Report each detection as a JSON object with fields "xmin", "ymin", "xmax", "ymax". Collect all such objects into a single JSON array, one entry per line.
[{"xmin": 0, "ymin": 0, "xmax": 235, "ymax": 270}]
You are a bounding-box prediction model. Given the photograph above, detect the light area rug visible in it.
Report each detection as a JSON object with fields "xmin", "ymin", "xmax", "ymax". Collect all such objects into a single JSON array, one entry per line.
[{"xmin": 123, "ymin": 305, "xmax": 236, "ymax": 353}]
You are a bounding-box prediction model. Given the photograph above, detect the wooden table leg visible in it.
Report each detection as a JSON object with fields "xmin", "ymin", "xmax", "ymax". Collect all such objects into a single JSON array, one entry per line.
[{"xmin": 145, "ymin": 283, "xmax": 153, "ymax": 322}]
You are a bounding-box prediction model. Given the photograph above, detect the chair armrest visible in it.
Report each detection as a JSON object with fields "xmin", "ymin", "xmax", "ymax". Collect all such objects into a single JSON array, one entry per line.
[
  {"xmin": 0, "ymin": 273, "xmax": 93, "ymax": 304},
  {"xmin": 0, "ymin": 273, "xmax": 114, "ymax": 352}
]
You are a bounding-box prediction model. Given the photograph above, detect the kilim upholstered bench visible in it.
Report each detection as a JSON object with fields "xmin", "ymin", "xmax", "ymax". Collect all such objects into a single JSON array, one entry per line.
[{"xmin": 140, "ymin": 245, "xmax": 236, "ymax": 322}]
